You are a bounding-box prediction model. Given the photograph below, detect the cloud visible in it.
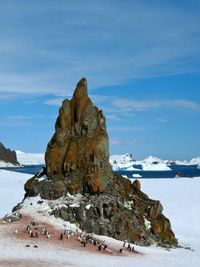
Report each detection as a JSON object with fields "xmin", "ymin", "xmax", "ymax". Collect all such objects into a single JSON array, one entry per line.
[
  {"xmin": 110, "ymin": 138, "xmax": 122, "ymax": 145},
  {"xmin": 156, "ymin": 118, "xmax": 168, "ymax": 123},
  {"xmin": 0, "ymin": 93, "xmax": 18, "ymax": 101},
  {"xmin": 110, "ymin": 137, "xmax": 139, "ymax": 145},
  {"xmin": 169, "ymin": 100, "xmax": 200, "ymax": 110},
  {"xmin": 108, "ymin": 125, "xmax": 146, "ymax": 132},
  {"xmin": 127, "ymin": 139, "xmax": 140, "ymax": 145},
  {"xmin": 0, "ymin": 115, "xmax": 46, "ymax": 127},
  {"xmin": 44, "ymin": 98, "xmax": 64, "ymax": 106},
  {"xmin": 112, "ymin": 98, "xmax": 200, "ymax": 112},
  {"xmin": 0, "ymin": 1, "xmax": 200, "ymax": 97},
  {"xmin": 44, "ymin": 94, "xmax": 112, "ymax": 107},
  {"xmin": 0, "ymin": 116, "xmax": 34, "ymax": 126},
  {"xmin": 105, "ymin": 114, "xmax": 121, "ymax": 121}
]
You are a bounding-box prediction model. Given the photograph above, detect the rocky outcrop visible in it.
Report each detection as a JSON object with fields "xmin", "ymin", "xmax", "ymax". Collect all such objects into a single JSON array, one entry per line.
[
  {"xmin": 24, "ymin": 78, "xmax": 177, "ymax": 247},
  {"xmin": 0, "ymin": 143, "xmax": 19, "ymax": 166},
  {"xmin": 26, "ymin": 78, "xmax": 112, "ymax": 198}
]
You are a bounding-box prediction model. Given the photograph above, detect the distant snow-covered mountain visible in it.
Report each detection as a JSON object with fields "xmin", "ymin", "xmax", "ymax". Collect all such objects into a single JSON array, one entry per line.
[
  {"xmin": 189, "ymin": 157, "xmax": 200, "ymax": 166},
  {"xmin": 16, "ymin": 150, "xmax": 45, "ymax": 166},
  {"xmin": 109, "ymin": 153, "xmax": 136, "ymax": 171},
  {"xmin": 109, "ymin": 154, "xmax": 200, "ymax": 171},
  {"xmin": 109, "ymin": 154, "xmax": 171, "ymax": 171},
  {"xmin": 136, "ymin": 155, "xmax": 171, "ymax": 171},
  {"xmin": 138, "ymin": 155, "xmax": 167, "ymax": 164}
]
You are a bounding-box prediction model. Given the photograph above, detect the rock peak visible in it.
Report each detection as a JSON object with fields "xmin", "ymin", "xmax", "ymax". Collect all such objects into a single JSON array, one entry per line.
[
  {"xmin": 24, "ymin": 78, "xmax": 177, "ymax": 247},
  {"xmin": 73, "ymin": 77, "xmax": 88, "ymax": 99},
  {"xmin": 43, "ymin": 77, "xmax": 112, "ymax": 195}
]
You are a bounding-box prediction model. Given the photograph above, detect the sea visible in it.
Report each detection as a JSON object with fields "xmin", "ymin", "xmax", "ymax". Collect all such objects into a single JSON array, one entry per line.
[{"xmin": 1, "ymin": 164, "xmax": 200, "ymax": 179}]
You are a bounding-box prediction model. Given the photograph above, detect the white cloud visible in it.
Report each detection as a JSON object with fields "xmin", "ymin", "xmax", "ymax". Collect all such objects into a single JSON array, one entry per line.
[
  {"xmin": 110, "ymin": 138, "xmax": 139, "ymax": 145},
  {"xmin": 112, "ymin": 98, "xmax": 200, "ymax": 112},
  {"xmin": 44, "ymin": 98, "xmax": 64, "ymax": 106},
  {"xmin": 156, "ymin": 118, "xmax": 168, "ymax": 123},
  {"xmin": 0, "ymin": 116, "xmax": 33, "ymax": 127},
  {"xmin": 0, "ymin": 1, "xmax": 200, "ymax": 97},
  {"xmin": 105, "ymin": 114, "xmax": 121, "ymax": 121},
  {"xmin": 110, "ymin": 138, "xmax": 122, "ymax": 145},
  {"xmin": 0, "ymin": 93, "xmax": 18, "ymax": 101},
  {"xmin": 108, "ymin": 125, "xmax": 146, "ymax": 132},
  {"xmin": 0, "ymin": 115, "xmax": 45, "ymax": 127},
  {"xmin": 44, "ymin": 94, "xmax": 112, "ymax": 107}
]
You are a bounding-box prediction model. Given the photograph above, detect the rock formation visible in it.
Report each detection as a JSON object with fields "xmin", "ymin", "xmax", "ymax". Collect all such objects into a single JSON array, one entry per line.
[
  {"xmin": 24, "ymin": 78, "xmax": 177, "ymax": 247},
  {"xmin": 0, "ymin": 142, "xmax": 19, "ymax": 166}
]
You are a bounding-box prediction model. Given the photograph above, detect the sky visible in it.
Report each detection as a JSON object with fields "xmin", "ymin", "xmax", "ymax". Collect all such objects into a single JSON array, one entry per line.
[{"xmin": 0, "ymin": 0, "xmax": 200, "ymax": 160}]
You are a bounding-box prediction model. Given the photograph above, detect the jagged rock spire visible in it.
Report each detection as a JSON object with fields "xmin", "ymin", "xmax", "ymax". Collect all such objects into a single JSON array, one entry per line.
[
  {"xmin": 45, "ymin": 78, "xmax": 112, "ymax": 195},
  {"xmin": 24, "ymin": 78, "xmax": 177, "ymax": 247}
]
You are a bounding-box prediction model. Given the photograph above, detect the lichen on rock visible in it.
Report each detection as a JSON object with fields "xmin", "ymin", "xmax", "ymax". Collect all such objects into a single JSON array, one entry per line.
[
  {"xmin": 24, "ymin": 78, "xmax": 177, "ymax": 247},
  {"xmin": 44, "ymin": 77, "xmax": 112, "ymax": 195}
]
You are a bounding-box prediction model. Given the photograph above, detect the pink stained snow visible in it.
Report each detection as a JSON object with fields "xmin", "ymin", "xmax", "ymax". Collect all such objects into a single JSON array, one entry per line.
[{"xmin": 0, "ymin": 169, "xmax": 200, "ymax": 267}]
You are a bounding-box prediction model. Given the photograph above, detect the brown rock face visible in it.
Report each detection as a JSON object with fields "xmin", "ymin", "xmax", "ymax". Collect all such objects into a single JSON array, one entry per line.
[
  {"xmin": 0, "ymin": 143, "xmax": 19, "ymax": 166},
  {"xmin": 24, "ymin": 78, "xmax": 177, "ymax": 247},
  {"xmin": 45, "ymin": 78, "xmax": 112, "ymax": 195}
]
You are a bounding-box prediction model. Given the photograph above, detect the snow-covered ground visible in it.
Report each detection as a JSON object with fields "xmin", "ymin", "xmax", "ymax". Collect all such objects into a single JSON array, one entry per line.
[
  {"xmin": 16, "ymin": 150, "xmax": 45, "ymax": 166},
  {"xmin": 0, "ymin": 169, "xmax": 200, "ymax": 266},
  {"xmin": 0, "ymin": 170, "xmax": 31, "ymax": 217}
]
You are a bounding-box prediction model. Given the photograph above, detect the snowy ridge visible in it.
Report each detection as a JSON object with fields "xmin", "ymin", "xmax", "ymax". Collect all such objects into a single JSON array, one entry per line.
[{"xmin": 0, "ymin": 161, "xmax": 17, "ymax": 167}]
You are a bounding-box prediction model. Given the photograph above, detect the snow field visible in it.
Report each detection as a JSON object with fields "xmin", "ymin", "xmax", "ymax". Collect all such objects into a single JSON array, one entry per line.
[{"xmin": 0, "ymin": 170, "xmax": 200, "ymax": 266}]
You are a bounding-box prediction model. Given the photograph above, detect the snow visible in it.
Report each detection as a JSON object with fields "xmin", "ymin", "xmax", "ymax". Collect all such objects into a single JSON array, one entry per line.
[
  {"xmin": 37, "ymin": 175, "xmax": 48, "ymax": 182},
  {"xmin": 16, "ymin": 150, "xmax": 44, "ymax": 166},
  {"xmin": 110, "ymin": 154, "xmax": 172, "ymax": 171},
  {"xmin": 144, "ymin": 218, "xmax": 151, "ymax": 230},
  {"xmin": 0, "ymin": 169, "xmax": 200, "ymax": 266},
  {"xmin": 0, "ymin": 170, "xmax": 31, "ymax": 217},
  {"xmin": 110, "ymin": 153, "xmax": 200, "ymax": 170},
  {"xmin": 110, "ymin": 153, "xmax": 134, "ymax": 164},
  {"xmin": 132, "ymin": 174, "xmax": 142, "ymax": 178},
  {"xmin": 135, "ymin": 156, "xmax": 171, "ymax": 171},
  {"xmin": 0, "ymin": 161, "xmax": 17, "ymax": 167},
  {"xmin": 140, "ymin": 155, "xmax": 167, "ymax": 164},
  {"xmin": 141, "ymin": 163, "xmax": 171, "ymax": 171},
  {"xmin": 189, "ymin": 157, "xmax": 200, "ymax": 166},
  {"xmin": 173, "ymin": 160, "xmax": 189, "ymax": 165},
  {"xmin": 125, "ymin": 166, "xmax": 141, "ymax": 171},
  {"xmin": 110, "ymin": 153, "xmax": 135, "ymax": 170},
  {"xmin": 19, "ymin": 196, "xmax": 79, "ymax": 233}
]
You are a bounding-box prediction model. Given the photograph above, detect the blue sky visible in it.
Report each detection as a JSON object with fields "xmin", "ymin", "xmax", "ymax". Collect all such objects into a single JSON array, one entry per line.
[{"xmin": 0, "ymin": 0, "xmax": 200, "ymax": 160}]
